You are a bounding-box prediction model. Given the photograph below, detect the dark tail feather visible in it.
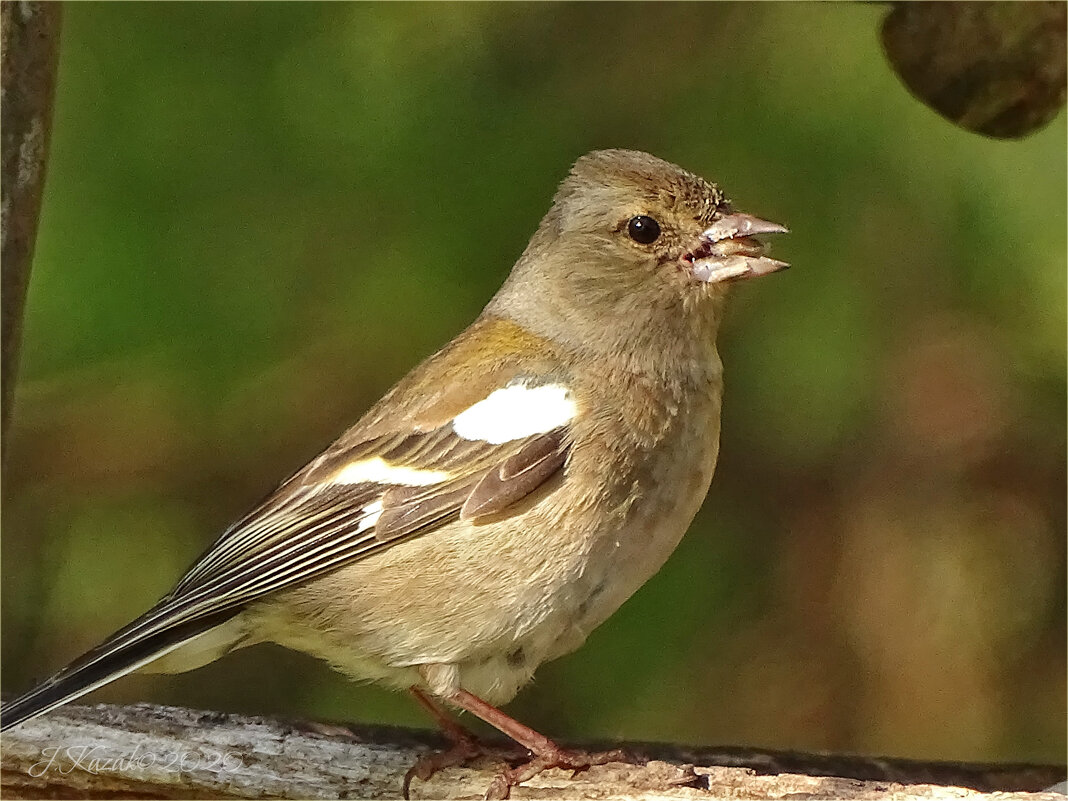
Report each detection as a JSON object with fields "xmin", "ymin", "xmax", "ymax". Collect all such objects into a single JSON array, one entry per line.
[{"xmin": 1, "ymin": 608, "xmax": 238, "ymax": 731}]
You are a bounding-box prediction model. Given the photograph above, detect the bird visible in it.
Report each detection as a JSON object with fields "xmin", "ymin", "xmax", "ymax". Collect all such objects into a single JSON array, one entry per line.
[{"xmin": 1, "ymin": 148, "xmax": 788, "ymax": 798}]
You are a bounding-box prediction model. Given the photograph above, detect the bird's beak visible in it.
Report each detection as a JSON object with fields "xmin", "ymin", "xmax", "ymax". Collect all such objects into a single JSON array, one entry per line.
[{"xmin": 683, "ymin": 213, "xmax": 789, "ymax": 284}]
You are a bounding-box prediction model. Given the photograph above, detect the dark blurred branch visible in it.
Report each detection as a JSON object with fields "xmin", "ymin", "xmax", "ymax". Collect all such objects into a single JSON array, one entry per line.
[
  {"xmin": 881, "ymin": 2, "xmax": 1066, "ymax": 138},
  {"xmin": 1, "ymin": 1, "xmax": 61, "ymax": 466},
  {"xmin": 0, "ymin": 703, "xmax": 1063, "ymax": 800}
]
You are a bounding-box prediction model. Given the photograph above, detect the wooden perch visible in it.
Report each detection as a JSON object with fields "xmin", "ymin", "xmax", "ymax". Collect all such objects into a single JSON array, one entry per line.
[{"xmin": 1, "ymin": 703, "xmax": 1063, "ymax": 800}]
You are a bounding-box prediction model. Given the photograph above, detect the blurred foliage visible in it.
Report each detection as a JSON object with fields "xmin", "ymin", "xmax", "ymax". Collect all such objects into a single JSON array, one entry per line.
[{"xmin": 2, "ymin": 3, "xmax": 1064, "ymax": 766}]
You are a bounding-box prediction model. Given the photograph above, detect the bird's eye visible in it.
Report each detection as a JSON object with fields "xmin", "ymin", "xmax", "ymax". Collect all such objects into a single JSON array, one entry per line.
[{"xmin": 626, "ymin": 215, "xmax": 661, "ymax": 245}]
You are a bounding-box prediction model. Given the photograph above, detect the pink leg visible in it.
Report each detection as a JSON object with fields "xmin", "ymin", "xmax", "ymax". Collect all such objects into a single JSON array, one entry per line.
[
  {"xmin": 404, "ymin": 686, "xmax": 488, "ymax": 799},
  {"xmin": 409, "ymin": 686, "xmax": 479, "ymax": 745},
  {"xmin": 445, "ymin": 688, "xmax": 626, "ymax": 800}
]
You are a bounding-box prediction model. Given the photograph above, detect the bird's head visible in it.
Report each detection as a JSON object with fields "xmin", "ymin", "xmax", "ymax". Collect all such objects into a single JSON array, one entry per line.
[
  {"xmin": 488, "ymin": 149, "xmax": 789, "ymax": 374},
  {"xmin": 547, "ymin": 149, "xmax": 788, "ymax": 296}
]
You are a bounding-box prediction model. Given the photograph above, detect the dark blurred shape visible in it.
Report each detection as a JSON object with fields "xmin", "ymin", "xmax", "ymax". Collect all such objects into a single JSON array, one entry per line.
[
  {"xmin": 881, "ymin": 2, "xmax": 1067, "ymax": 138},
  {"xmin": 0, "ymin": 1, "xmax": 61, "ymax": 463}
]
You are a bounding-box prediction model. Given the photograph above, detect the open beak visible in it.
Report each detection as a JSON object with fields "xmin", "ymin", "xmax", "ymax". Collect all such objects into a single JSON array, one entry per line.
[{"xmin": 683, "ymin": 213, "xmax": 789, "ymax": 284}]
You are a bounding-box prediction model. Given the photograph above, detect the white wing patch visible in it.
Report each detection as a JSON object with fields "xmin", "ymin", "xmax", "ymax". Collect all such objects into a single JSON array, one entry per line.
[
  {"xmin": 452, "ymin": 381, "xmax": 576, "ymax": 445},
  {"xmin": 356, "ymin": 499, "xmax": 384, "ymax": 532},
  {"xmin": 332, "ymin": 457, "xmax": 451, "ymax": 487}
]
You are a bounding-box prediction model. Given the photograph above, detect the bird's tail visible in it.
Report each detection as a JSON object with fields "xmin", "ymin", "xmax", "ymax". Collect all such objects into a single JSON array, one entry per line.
[{"xmin": 1, "ymin": 608, "xmax": 239, "ymax": 731}]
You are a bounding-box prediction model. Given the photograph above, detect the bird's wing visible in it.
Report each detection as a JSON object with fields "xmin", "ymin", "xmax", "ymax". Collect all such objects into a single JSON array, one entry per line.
[
  {"xmin": 167, "ymin": 421, "xmax": 571, "ymax": 606},
  {"xmin": 1, "ymin": 318, "xmax": 576, "ymax": 730},
  {"xmin": 88, "ymin": 316, "xmax": 585, "ymax": 653},
  {"xmin": 166, "ymin": 315, "xmax": 577, "ymax": 611}
]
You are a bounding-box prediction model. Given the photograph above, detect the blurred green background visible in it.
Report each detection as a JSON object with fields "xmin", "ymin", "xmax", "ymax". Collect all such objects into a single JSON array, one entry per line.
[{"xmin": 3, "ymin": 2, "xmax": 1065, "ymax": 766}]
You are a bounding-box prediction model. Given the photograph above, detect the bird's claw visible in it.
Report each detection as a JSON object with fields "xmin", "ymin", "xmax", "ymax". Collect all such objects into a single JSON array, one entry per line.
[
  {"xmin": 483, "ymin": 746, "xmax": 627, "ymax": 800},
  {"xmin": 403, "ymin": 733, "xmax": 484, "ymax": 799}
]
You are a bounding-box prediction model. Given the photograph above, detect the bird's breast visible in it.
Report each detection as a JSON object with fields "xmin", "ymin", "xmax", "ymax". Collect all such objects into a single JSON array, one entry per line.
[{"xmin": 545, "ymin": 369, "xmax": 724, "ymax": 654}]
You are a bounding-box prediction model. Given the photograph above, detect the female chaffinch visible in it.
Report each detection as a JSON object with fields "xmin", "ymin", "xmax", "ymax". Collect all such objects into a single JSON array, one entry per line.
[{"xmin": 2, "ymin": 149, "xmax": 787, "ymax": 798}]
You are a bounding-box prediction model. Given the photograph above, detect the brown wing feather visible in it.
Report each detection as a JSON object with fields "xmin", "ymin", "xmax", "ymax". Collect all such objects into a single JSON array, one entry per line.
[
  {"xmin": 375, "ymin": 428, "xmax": 569, "ymax": 538},
  {"xmin": 461, "ymin": 428, "xmax": 568, "ymax": 520},
  {"xmin": 375, "ymin": 484, "xmax": 471, "ymax": 541}
]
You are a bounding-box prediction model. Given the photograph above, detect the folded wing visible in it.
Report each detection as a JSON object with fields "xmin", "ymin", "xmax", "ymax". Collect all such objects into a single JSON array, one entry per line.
[{"xmin": 1, "ymin": 372, "xmax": 575, "ymax": 730}]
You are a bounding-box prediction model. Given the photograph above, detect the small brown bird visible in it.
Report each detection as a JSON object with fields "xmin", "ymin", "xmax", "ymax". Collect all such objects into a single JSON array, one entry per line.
[{"xmin": 2, "ymin": 149, "xmax": 788, "ymax": 798}]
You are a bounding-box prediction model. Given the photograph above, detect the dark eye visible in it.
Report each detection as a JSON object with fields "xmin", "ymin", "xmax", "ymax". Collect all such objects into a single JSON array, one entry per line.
[{"xmin": 626, "ymin": 215, "xmax": 661, "ymax": 244}]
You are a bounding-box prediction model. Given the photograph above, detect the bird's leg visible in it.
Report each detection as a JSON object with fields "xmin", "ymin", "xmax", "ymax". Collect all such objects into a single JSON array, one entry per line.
[
  {"xmin": 410, "ymin": 685, "xmax": 481, "ymax": 745},
  {"xmin": 445, "ymin": 688, "xmax": 627, "ymax": 800},
  {"xmin": 404, "ymin": 686, "xmax": 487, "ymax": 798}
]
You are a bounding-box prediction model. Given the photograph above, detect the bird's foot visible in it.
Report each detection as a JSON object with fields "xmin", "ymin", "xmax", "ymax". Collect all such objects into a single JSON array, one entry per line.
[
  {"xmin": 404, "ymin": 729, "xmax": 486, "ymax": 799},
  {"xmin": 484, "ymin": 745, "xmax": 627, "ymax": 800},
  {"xmin": 405, "ymin": 685, "xmax": 491, "ymax": 798}
]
